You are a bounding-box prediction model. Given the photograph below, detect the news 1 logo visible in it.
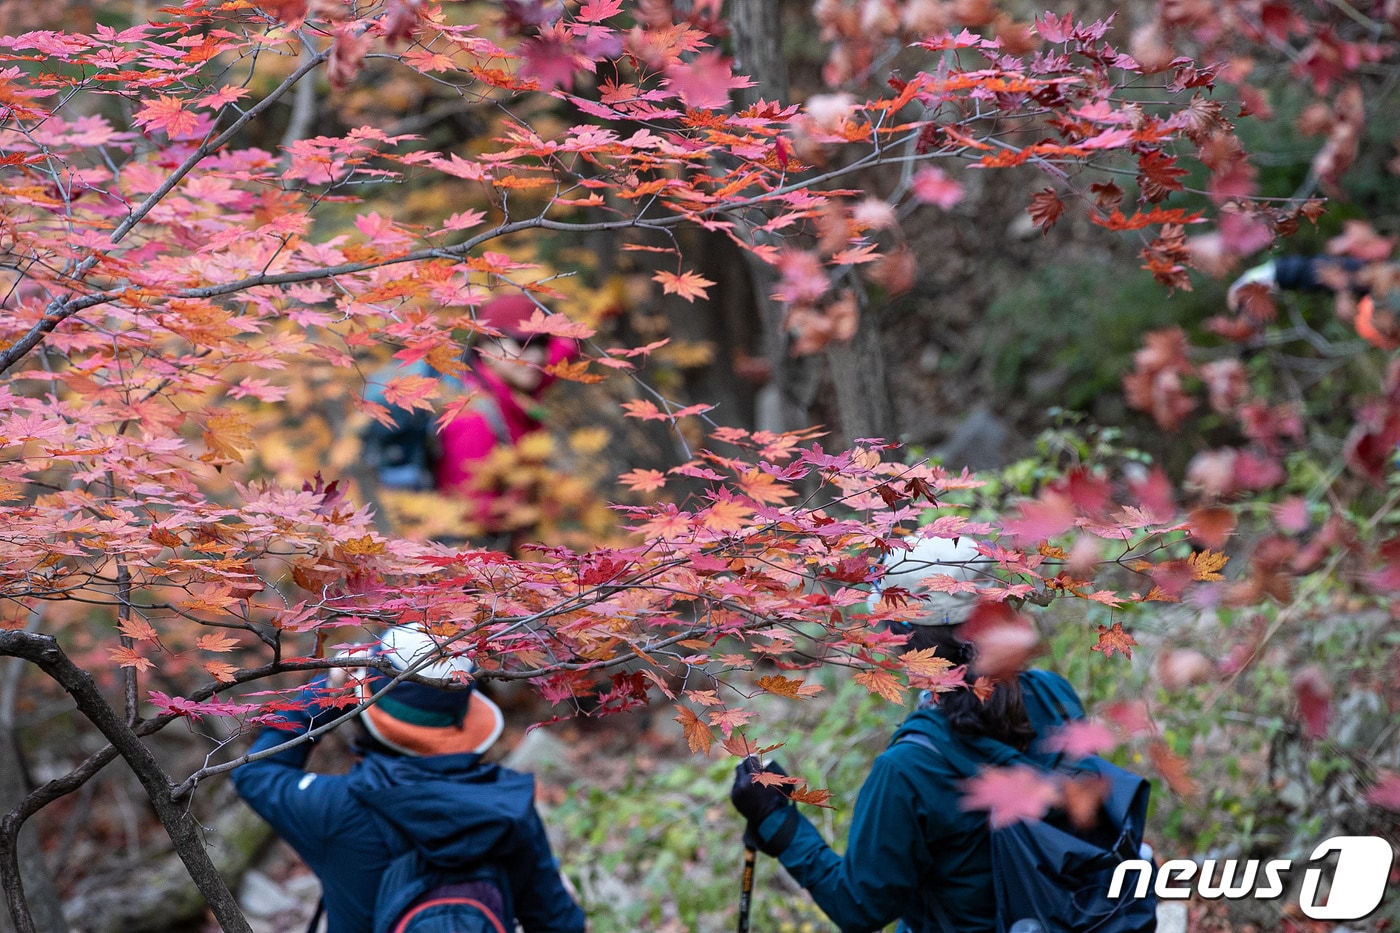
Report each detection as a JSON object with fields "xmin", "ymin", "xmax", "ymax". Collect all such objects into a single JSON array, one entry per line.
[{"xmin": 1109, "ymin": 836, "xmax": 1395, "ymax": 920}]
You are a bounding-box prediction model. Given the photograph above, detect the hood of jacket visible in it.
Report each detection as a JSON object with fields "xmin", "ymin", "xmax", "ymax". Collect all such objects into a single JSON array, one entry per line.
[{"xmin": 348, "ymin": 751, "xmax": 537, "ymax": 869}]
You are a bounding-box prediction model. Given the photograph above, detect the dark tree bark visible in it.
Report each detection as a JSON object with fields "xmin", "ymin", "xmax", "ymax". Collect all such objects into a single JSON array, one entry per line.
[
  {"xmin": 730, "ymin": 0, "xmax": 896, "ymax": 444},
  {"xmin": 63, "ymin": 789, "xmax": 272, "ymax": 933},
  {"xmin": 0, "ymin": 631, "xmax": 254, "ymax": 933},
  {"xmin": 0, "ymin": 655, "xmax": 64, "ymax": 933},
  {"xmin": 730, "ymin": 0, "xmax": 808, "ymax": 435},
  {"xmin": 825, "ymin": 294, "xmax": 899, "ymax": 443},
  {"xmin": 731, "ymin": 0, "xmax": 789, "ymax": 107}
]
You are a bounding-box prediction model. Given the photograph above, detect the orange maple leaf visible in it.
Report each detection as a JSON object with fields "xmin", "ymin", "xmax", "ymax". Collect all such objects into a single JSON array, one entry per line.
[
  {"xmin": 1148, "ymin": 741, "xmax": 1198, "ymax": 796},
  {"xmin": 634, "ymin": 505, "xmax": 693, "ymax": 539},
  {"xmin": 543, "ymin": 359, "xmax": 604, "ymax": 383},
  {"xmin": 653, "ymin": 270, "xmax": 716, "ymax": 303},
  {"xmin": 853, "ymin": 668, "xmax": 905, "ymax": 703},
  {"xmin": 674, "ymin": 705, "xmax": 714, "ymax": 754},
  {"xmin": 202, "ymin": 409, "xmax": 251, "ymax": 463},
  {"xmin": 1091, "ymin": 622, "xmax": 1137, "ymax": 660},
  {"xmin": 1186, "ymin": 548, "xmax": 1229, "ymax": 581},
  {"xmin": 620, "ymin": 399, "xmax": 665, "ymax": 420},
  {"xmin": 117, "ymin": 618, "xmax": 160, "ymax": 642},
  {"xmin": 754, "ymin": 674, "xmax": 821, "ymax": 698},
  {"xmin": 700, "ymin": 497, "xmax": 753, "ymax": 534},
  {"xmin": 134, "ymin": 95, "xmax": 200, "ymax": 138},
  {"xmin": 619, "ymin": 468, "xmax": 667, "ymax": 492},
  {"xmin": 736, "ymin": 469, "xmax": 797, "ymax": 506},
  {"xmin": 108, "ymin": 646, "xmax": 155, "ymax": 672},
  {"xmin": 788, "ymin": 785, "xmax": 835, "ymax": 808},
  {"xmin": 195, "ymin": 632, "xmax": 239, "ymax": 653},
  {"xmin": 203, "ymin": 661, "xmax": 240, "ymax": 684}
]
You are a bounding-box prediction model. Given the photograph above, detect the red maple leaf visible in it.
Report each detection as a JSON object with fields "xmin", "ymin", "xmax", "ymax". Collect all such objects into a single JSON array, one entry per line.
[
  {"xmin": 1000, "ymin": 491, "xmax": 1075, "ymax": 544},
  {"xmin": 1137, "ymin": 150, "xmax": 1187, "ymax": 202},
  {"xmin": 1027, "ymin": 188, "xmax": 1065, "ymax": 232},
  {"xmin": 1365, "ymin": 772, "xmax": 1400, "ymax": 811},
  {"xmin": 520, "ymin": 27, "xmax": 585, "ymax": 91},
  {"xmin": 1292, "ymin": 665, "xmax": 1330, "ymax": 739}
]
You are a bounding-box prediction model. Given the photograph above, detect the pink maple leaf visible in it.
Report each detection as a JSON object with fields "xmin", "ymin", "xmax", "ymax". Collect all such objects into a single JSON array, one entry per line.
[
  {"xmin": 773, "ymin": 249, "xmax": 829, "ymax": 304},
  {"xmin": 911, "ymin": 166, "xmax": 964, "ymax": 209},
  {"xmin": 520, "ymin": 28, "xmax": 585, "ymax": 91},
  {"xmin": 664, "ymin": 51, "xmax": 750, "ymax": 110},
  {"xmin": 999, "ymin": 491, "xmax": 1075, "ymax": 544},
  {"xmin": 1127, "ymin": 467, "xmax": 1175, "ymax": 522},
  {"xmin": 1365, "ymin": 772, "xmax": 1400, "ymax": 811},
  {"xmin": 1040, "ymin": 719, "xmax": 1119, "ymax": 759},
  {"xmin": 578, "ymin": 0, "xmax": 623, "ymax": 21},
  {"xmin": 961, "ymin": 765, "xmax": 1060, "ymax": 828}
]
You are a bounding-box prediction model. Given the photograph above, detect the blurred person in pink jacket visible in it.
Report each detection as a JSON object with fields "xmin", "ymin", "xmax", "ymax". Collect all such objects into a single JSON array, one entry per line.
[{"xmin": 435, "ymin": 294, "xmax": 578, "ymax": 540}]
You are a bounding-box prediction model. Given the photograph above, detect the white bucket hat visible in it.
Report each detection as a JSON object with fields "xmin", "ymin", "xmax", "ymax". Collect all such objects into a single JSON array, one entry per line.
[{"xmin": 875, "ymin": 536, "xmax": 983, "ymax": 626}]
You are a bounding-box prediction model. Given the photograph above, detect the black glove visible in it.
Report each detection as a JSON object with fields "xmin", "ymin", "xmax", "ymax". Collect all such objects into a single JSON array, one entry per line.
[{"xmin": 730, "ymin": 757, "xmax": 798, "ymax": 857}]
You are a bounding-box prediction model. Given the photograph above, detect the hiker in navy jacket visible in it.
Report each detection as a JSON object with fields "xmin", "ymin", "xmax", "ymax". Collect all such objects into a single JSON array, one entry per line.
[
  {"xmin": 729, "ymin": 537, "xmax": 1093, "ymax": 933},
  {"xmin": 233, "ymin": 627, "xmax": 585, "ymax": 933}
]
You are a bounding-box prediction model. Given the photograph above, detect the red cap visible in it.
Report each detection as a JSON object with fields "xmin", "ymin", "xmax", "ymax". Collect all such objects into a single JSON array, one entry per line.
[{"xmin": 476, "ymin": 295, "xmax": 538, "ymax": 339}]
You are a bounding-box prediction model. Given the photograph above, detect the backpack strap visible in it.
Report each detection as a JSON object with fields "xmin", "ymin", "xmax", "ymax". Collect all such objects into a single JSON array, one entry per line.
[{"xmin": 891, "ymin": 733, "xmax": 972, "ymax": 933}]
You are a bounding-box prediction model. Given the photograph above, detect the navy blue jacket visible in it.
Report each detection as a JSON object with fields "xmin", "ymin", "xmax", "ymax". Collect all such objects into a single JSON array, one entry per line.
[
  {"xmin": 232, "ymin": 688, "xmax": 584, "ymax": 933},
  {"xmin": 753, "ymin": 670, "xmax": 1084, "ymax": 933}
]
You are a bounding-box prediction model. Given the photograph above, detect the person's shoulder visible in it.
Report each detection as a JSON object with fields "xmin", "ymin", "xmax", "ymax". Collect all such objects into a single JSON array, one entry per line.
[
  {"xmin": 884, "ymin": 708, "xmax": 964, "ymax": 775},
  {"xmin": 1019, "ymin": 667, "xmax": 1075, "ymax": 693},
  {"xmin": 1019, "ymin": 668, "xmax": 1085, "ymax": 721}
]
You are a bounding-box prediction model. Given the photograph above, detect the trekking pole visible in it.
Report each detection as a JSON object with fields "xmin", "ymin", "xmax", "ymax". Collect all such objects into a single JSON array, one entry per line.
[{"xmin": 737, "ymin": 843, "xmax": 757, "ymax": 933}]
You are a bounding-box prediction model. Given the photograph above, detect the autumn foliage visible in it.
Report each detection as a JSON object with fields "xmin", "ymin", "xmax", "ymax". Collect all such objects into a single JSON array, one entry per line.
[{"xmin": 0, "ymin": 0, "xmax": 1397, "ymax": 930}]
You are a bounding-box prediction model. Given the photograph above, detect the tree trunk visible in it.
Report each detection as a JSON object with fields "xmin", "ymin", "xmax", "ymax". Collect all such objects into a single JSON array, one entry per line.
[
  {"xmin": 0, "ymin": 632, "xmax": 255, "ymax": 933},
  {"xmin": 729, "ymin": 0, "xmax": 813, "ymax": 435},
  {"xmin": 730, "ymin": 0, "xmax": 894, "ymax": 443},
  {"xmin": 731, "ymin": 0, "xmax": 789, "ymax": 107},
  {"xmin": 825, "ymin": 298, "xmax": 898, "ymax": 443},
  {"xmin": 62, "ymin": 788, "xmax": 272, "ymax": 933},
  {"xmin": 0, "ymin": 657, "xmax": 64, "ymax": 933}
]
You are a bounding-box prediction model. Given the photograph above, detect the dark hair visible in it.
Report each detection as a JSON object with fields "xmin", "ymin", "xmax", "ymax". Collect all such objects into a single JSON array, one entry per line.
[{"xmin": 905, "ymin": 624, "xmax": 1035, "ymax": 752}]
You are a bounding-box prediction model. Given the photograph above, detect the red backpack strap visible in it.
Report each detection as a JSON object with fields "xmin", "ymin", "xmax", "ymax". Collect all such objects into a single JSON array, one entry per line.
[{"xmin": 391, "ymin": 896, "xmax": 506, "ymax": 933}]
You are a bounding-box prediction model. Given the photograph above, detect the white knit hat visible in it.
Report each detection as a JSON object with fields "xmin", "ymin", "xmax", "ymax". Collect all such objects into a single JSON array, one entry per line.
[
  {"xmin": 876, "ymin": 536, "xmax": 983, "ymax": 625},
  {"xmin": 356, "ymin": 626, "xmax": 504, "ymax": 757}
]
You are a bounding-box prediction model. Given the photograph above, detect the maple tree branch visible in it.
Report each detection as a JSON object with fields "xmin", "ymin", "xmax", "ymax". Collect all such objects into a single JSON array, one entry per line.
[
  {"xmin": 115, "ymin": 559, "xmax": 139, "ymax": 726},
  {"xmin": 111, "ymin": 47, "xmax": 332, "ymax": 245},
  {"xmin": 0, "ymin": 630, "xmax": 254, "ymax": 933},
  {"xmin": 0, "ymin": 47, "xmax": 330, "ymax": 378}
]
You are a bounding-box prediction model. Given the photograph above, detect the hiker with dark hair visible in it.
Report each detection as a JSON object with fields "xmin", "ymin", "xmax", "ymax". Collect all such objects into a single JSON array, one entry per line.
[
  {"xmin": 232, "ymin": 627, "xmax": 585, "ymax": 933},
  {"xmin": 361, "ymin": 294, "xmax": 577, "ymax": 493},
  {"xmin": 729, "ymin": 536, "xmax": 1155, "ymax": 933}
]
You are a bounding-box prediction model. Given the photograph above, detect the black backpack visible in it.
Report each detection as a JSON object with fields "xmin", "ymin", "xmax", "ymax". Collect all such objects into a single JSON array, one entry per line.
[
  {"xmin": 372, "ymin": 847, "xmax": 512, "ymax": 933},
  {"xmin": 900, "ymin": 685, "xmax": 1157, "ymax": 933},
  {"xmin": 361, "ymin": 361, "xmax": 512, "ymax": 492},
  {"xmin": 362, "ymin": 359, "xmax": 440, "ymax": 491}
]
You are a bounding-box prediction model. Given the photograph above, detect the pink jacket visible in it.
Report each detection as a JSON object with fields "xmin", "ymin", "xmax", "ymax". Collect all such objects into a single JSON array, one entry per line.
[{"xmin": 434, "ymin": 338, "xmax": 576, "ymax": 526}]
